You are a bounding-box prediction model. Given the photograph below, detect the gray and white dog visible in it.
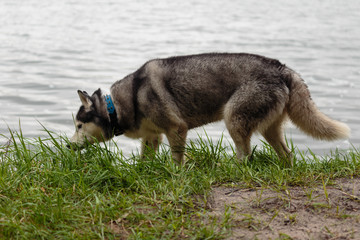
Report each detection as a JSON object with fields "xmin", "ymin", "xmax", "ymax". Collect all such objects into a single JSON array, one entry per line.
[{"xmin": 69, "ymin": 53, "xmax": 350, "ymax": 165}]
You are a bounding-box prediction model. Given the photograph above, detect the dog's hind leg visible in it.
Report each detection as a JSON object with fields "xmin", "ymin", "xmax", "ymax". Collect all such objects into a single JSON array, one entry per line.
[
  {"xmin": 261, "ymin": 114, "xmax": 292, "ymax": 166},
  {"xmin": 141, "ymin": 134, "xmax": 163, "ymax": 159},
  {"xmin": 224, "ymin": 109, "xmax": 254, "ymax": 160},
  {"xmin": 230, "ymin": 131, "xmax": 252, "ymax": 160},
  {"xmin": 224, "ymin": 89, "xmax": 283, "ymax": 161},
  {"xmin": 166, "ymin": 123, "xmax": 188, "ymax": 165}
]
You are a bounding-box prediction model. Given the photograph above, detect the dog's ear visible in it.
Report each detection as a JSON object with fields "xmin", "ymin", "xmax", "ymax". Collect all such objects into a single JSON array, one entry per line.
[
  {"xmin": 77, "ymin": 90, "xmax": 93, "ymax": 109},
  {"xmin": 92, "ymin": 88, "xmax": 102, "ymax": 98}
]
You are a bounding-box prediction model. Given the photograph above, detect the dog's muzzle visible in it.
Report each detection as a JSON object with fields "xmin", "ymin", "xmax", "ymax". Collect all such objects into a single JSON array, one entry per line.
[{"xmin": 66, "ymin": 142, "xmax": 86, "ymax": 150}]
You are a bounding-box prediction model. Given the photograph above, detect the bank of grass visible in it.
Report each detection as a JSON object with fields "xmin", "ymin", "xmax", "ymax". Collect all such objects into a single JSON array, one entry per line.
[{"xmin": 0, "ymin": 129, "xmax": 359, "ymax": 239}]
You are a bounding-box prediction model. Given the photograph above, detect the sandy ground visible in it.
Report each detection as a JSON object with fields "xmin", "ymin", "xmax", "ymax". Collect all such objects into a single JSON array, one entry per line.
[{"xmin": 208, "ymin": 178, "xmax": 360, "ymax": 240}]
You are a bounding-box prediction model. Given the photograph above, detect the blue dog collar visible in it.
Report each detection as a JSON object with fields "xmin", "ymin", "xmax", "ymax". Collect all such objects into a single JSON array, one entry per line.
[{"xmin": 104, "ymin": 95, "xmax": 115, "ymax": 114}]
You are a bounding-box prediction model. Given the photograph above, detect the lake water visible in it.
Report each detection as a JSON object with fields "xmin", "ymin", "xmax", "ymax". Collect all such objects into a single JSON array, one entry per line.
[{"xmin": 1, "ymin": 0, "xmax": 359, "ymax": 156}]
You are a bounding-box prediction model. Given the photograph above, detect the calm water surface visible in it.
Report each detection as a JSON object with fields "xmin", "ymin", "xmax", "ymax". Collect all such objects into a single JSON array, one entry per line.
[{"xmin": 1, "ymin": 0, "xmax": 359, "ymax": 156}]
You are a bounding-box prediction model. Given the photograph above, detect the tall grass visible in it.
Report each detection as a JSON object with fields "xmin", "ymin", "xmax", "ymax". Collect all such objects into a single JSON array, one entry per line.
[{"xmin": 0, "ymin": 128, "xmax": 359, "ymax": 239}]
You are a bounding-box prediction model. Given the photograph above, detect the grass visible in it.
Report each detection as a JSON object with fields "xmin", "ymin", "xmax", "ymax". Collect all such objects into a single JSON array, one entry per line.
[{"xmin": 0, "ymin": 128, "xmax": 359, "ymax": 239}]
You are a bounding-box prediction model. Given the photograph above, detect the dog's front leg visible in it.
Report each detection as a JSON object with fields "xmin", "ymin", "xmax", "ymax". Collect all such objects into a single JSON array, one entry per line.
[
  {"xmin": 166, "ymin": 125, "xmax": 188, "ymax": 165},
  {"xmin": 141, "ymin": 134, "xmax": 163, "ymax": 159}
]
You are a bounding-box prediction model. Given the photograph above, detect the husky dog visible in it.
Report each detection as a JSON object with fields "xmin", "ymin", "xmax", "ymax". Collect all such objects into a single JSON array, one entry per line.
[{"xmin": 69, "ymin": 53, "xmax": 350, "ymax": 165}]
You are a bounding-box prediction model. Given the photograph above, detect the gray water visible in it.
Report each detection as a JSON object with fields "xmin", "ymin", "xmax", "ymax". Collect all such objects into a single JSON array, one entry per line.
[{"xmin": 1, "ymin": 0, "xmax": 359, "ymax": 156}]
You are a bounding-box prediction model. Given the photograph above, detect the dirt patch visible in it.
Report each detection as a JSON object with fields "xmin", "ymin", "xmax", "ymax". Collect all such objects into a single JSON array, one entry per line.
[{"xmin": 209, "ymin": 177, "xmax": 360, "ymax": 240}]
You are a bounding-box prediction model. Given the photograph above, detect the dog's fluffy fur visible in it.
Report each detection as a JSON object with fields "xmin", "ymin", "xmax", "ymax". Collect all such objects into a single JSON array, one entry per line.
[{"xmin": 69, "ymin": 53, "xmax": 350, "ymax": 165}]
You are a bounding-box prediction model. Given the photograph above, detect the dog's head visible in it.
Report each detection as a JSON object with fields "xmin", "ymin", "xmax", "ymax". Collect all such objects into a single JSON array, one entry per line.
[{"xmin": 69, "ymin": 89, "xmax": 112, "ymax": 149}]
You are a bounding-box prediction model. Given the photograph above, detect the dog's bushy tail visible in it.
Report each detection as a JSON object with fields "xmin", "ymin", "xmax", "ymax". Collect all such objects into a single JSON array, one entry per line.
[{"xmin": 286, "ymin": 70, "xmax": 350, "ymax": 140}]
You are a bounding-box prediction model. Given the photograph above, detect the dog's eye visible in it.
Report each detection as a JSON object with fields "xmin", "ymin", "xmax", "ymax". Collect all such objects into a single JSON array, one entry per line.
[{"xmin": 77, "ymin": 124, "xmax": 83, "ymax": 130}]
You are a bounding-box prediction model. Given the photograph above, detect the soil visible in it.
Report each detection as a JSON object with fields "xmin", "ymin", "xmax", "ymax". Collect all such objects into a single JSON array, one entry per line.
[{"xmin": 209, "ymin": 177, "xmax": 360, "ymax": 240}]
